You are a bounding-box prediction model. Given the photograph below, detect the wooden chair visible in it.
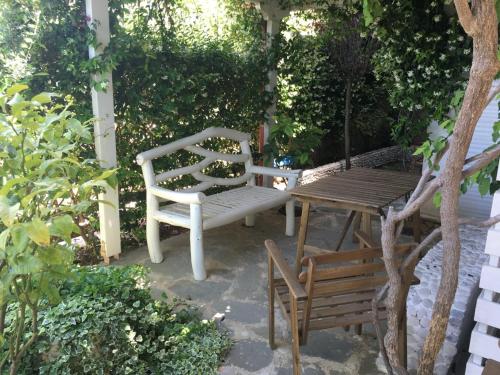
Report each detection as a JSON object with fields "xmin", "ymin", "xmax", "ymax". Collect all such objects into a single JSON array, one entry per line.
[{"xmin": 265, "ymin": 239, "xmax": 418, "ymax": 375}]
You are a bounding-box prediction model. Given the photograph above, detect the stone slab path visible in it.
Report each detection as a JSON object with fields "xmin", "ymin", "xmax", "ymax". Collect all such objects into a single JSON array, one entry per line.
[{"xmin": 118, "ymin": 207, "xmax": 386, "ymax": 374}]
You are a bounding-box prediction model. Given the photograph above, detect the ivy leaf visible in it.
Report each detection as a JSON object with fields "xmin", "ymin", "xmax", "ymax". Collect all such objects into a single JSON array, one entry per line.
[
  {"xmin": 26, "ymin": 218, "xmax": 50, "ymax": 246},
  {"xmin": 433, "ymin": 191, "xmax": 442, "ymax": 208}
]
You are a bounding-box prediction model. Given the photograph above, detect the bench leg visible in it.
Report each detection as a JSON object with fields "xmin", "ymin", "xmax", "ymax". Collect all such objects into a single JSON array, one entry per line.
[
  {"xmin": 285, "ymin": 199, "xmax": 295, "ymax": 237},
  {"xmin": 146, "ymin": 215, "xmax": 163, "ymax": 263},
  {"xmin": 190, "ymin": 204, "xmax": 206, "ymax": 281},
  {"xmin": 245, "ymin": 214, "xmax": 256, "ymax": 227}
]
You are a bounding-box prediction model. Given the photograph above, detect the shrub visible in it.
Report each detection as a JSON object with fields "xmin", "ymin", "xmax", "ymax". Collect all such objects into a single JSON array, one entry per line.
[
  {"xmin": 16, "ymin": 265, "xmax": 231, "ymax": 374},
  {"xmin": 372, "ymin": 0, "xmax": 471, "ymax": 147},
  {"xmin": 0, "ymin": 0, "xmax": 269, "ymax": 244},
  {"xmin": 0, "ymin": 84, "xmax": 117, "ymax": 373}
]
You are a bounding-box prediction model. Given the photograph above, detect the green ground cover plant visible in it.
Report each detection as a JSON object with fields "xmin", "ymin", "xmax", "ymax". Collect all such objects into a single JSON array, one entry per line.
[{"xmin": 13, "ymin": 265, "xmax": 231, "ymax": 374}]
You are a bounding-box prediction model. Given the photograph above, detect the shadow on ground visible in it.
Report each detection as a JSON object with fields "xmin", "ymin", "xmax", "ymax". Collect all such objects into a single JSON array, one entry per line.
[{"xmin": 117, "ymin": 206, "xmax": 385, "ymax": 375}]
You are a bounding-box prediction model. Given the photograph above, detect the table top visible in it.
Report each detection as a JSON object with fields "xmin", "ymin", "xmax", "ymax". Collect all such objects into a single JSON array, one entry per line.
[{"xmin": 291, "ymin": 167, "xmax": 421, "ymax": 212}]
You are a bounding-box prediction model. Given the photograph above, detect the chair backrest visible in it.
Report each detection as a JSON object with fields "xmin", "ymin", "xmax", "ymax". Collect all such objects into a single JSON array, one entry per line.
[
  {"xmin": 136, "ymin": 127, "xmax": 255, "ymax": 193},
  {"xmin": 297, "ymin": 243, "xmax": 416, "ymax": 337}
]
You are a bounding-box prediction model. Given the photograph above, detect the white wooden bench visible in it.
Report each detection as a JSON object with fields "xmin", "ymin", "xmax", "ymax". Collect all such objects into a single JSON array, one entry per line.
[{"xmin": 136, "ymin": 127, "xmax": 301, "ymax": 280}]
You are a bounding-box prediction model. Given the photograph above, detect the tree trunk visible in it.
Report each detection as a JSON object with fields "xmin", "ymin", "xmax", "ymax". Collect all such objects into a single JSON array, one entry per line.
[
  {"xmin": 344, "ymin": 79, "xmax": 352, "ymax": 170},
  {"xmin": 417, "ymin": 1, "xmax": 499, "ymax": 373}
]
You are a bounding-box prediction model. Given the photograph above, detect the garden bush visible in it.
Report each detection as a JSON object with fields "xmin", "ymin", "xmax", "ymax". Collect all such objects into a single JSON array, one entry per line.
[
  {"xmin": 13, "ymin": 265, "xmax": 231, "ymax": 374},
  {"xmin": 372, "ymin": 0, "xmax": 471, "ymax": 147},
  {"xmin": 0, "ymin": 84, "xmax": 117, "ymax": 373},
  {"xmin": 0, "ymin": 0, "xmax": 269, "ymax": 245},
  {"xmin": 275, "ymin": 6, "xmax": 393, "ymax": 167}
]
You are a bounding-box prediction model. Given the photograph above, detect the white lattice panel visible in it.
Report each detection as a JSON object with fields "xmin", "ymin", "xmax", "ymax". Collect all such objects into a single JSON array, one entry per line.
[
  {"xmin": 469, "ymin": 327, "xmax": 500, "ymax": 363},
  {"xmin": 479, "ymin": 266, "xmax": 500, "ymax": 293},
  {"xmin": 474, "ymin": 295, "xmax": 500, "ymax": 329}
]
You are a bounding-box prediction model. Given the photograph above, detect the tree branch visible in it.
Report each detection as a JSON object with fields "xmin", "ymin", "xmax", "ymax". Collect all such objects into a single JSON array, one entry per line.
[
  {"xmin": 486, "ymin": 85, "xmax": 500, "ymax": 105},
  {"xmin": 462, "ymin": 144, "xmax": 500, "ymax": 178},
  {"xmin": 454, "ymin": 0, "xmax": 479, "ymax": 37}
]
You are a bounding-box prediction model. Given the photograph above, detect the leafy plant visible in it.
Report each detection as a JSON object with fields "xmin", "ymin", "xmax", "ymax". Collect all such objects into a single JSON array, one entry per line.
[
  {"xmin": 15, "ymin": 265, "xmax": 231, "ymax": 374},
  {"xmin": 0, "ymin": 84, "xmax": 117, "ymax": 373},
  {"xmin": 372, "ymin": 0, "xmax": 471, "ymax": 147},
  {"xmin": 0, "ymin": 0, "xmax": 270, "ymax": 245},
  {"xmin": 265, "ymin": 114, "xmax": 324, "ymax": 168}
]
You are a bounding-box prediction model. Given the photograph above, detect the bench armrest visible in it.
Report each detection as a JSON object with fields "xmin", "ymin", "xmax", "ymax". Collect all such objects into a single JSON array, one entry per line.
[
  {"xmin": 265, "ymin": 239, "xmax": 307, "ymax": 300},
  {"xmin": 249, "ymin": 166, "xmax": 301, "ymax": 180},
  {"xmin": 149, "ymin": 185, "xmax": 206, "ymax": 204}
]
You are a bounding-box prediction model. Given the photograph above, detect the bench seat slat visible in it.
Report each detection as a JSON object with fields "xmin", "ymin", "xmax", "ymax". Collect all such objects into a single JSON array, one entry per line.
[{"xmin": 158, "ymin": 186, "xmax": 290, "ymax": 229}]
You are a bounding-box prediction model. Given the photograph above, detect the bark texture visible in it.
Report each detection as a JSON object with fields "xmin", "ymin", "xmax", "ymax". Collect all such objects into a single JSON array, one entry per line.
[
  {"xmin": 418, "ymin": 1, "xmax": 499, "ymax": 373},
  {"xmin": 376, "ymin": 1, "xmax": 500, "ymax": 374}
]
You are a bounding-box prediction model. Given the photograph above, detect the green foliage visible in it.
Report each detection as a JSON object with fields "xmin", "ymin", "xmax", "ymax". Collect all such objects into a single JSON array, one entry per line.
[
  {"xmin": 14, "ymin": 265, "xmax": 231, "ymax": 374},
  {"xmin": 0, "ymin": 0, "xmax": 269, "ymax": 244},
  {"xmin": 0, "ymin": 84, "xmax": 117, "ymax": 372},
  {"xmin": 266, "ymin": 114, "xmax": 325, "ymax": 167},
  {"xmin": 277, "ymin": 6, "xmax": 393, "ymax": 166},
  {"xmin": 372, "ymin": 0, "xmax": 471, "ymax": 148}
]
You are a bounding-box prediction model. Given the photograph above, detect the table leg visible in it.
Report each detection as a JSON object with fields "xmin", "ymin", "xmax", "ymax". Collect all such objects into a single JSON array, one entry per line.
[
  {"xmin": 295, "ymin": 201, "xmax": 310, "ymax": 275},
  {"xmin": 356, "ymin": 212, "xmax": 373, "ymax": 335},
  {"xmin": 352, "ymin": 212, "xmax": 362, "ymax": 243},
  {"xmin": 334, "ymin": 210, "xmax": 357, "ymax": 251},
  {"xmin": 413, "ymin": 209, "xmax": 422, "ymax": 243},
  {"xmin": 360, "ymin": 212, "xmax": 373, "ymax": 248}
]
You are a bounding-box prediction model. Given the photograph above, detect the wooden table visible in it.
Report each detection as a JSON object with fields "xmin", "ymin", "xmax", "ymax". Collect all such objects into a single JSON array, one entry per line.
[{"xmin": 290, "ymin": 167, "xmax": 422, "ymax": 273}]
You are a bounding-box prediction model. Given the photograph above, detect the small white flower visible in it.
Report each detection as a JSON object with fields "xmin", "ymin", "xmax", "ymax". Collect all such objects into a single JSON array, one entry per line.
[
  {"xmin": 433, "ymin": 15, "xmax": 441, "ymax": 22},
  {"xmin": 463, "ymin": 49, "xmax": 471, "ymax": 55},
  {"xmin": 457, "ymin": 35, "xmax": 464, "ymax": 42},
  {"xmin": 439, "ymin": 54, "xmax": 446, "ymax": 61}
]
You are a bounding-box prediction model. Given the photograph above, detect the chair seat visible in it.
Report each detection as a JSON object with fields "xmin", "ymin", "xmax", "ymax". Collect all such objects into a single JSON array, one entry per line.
[
  {"xmin": 160, "ymin": 186, "xmax": 290, "ymax": 230},
  {"xmin": 274, "ymin": 278, "xmax": 387, "ymax": 331}
]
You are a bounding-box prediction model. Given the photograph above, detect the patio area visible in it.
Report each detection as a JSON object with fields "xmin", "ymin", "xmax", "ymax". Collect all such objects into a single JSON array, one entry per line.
[{"xmin": 117, "ymin": 206, "xmax": 396, "ymax": 374}]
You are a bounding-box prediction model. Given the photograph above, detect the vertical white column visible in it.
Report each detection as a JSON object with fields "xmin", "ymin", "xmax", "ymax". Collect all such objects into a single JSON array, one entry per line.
[
  {"xmin": 263, "ymin": 16, "xmax": 283, "ymax": 187},
  {"xmin": 86, "ymin": 0, "xmax": 121, "ymax": 262}
]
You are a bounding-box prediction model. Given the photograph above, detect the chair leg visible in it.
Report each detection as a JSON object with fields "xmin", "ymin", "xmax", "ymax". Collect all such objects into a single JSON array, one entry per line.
[
  {"xmin": 245, "ymin": 214, "xmax": 256, "ymax": 227},
  {"xmin": 268, "ymin": 254, "xmax": 276, "ymax": 349},
  {"xmin": 285, "ymin": 199, "xmax": 295, "ymax": 237},
  {"xmin": 190, "ymin": 204, "xmax": 206, "ymax": 281},
  {"xmin": 146, "ymin": 215, "xmax": 163, "ymax": 263},
  {"xmin": 290, "ymin": 297, "xmax": 301, "ymax": 375}
]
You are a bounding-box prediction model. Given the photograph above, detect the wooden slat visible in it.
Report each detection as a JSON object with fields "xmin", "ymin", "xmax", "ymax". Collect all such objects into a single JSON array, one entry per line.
[
  {"xmin": 298, "ymin": 261, "xmax": 387, "ymax": 283},
  {"xmin": 301, "ymin": 244, "xmax": 413, "ymax": 266},
  {"xmin": 291, "ymin": 167, "xmax": 420, "ymax": 210},
  {"xmin": 308, "ymin": 310, "xmax": 387, "ymax": 330},
  {"xmin": 313, "ymin": 275, "xmax": 388, "ymax": 297},
  {"xmin": 278, "ymin": 289, "xmax": 376, "ymax": 308}
]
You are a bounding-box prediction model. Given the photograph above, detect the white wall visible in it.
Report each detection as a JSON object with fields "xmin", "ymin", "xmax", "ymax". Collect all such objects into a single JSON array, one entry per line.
[{"xmin": 422, "ymin": 82, "xmax": 498, "ymax": 220}]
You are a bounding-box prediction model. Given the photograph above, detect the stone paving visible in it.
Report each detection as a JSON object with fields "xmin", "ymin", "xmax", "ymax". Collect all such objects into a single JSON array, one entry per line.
[{"xmin": 117, "ymin": 207, "xmax": 390, "ymax": 375}]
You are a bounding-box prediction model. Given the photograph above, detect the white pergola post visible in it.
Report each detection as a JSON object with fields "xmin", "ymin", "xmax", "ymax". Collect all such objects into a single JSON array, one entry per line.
[
  {"xmin": 254, "ymin": 0, "xmax": 290, "ymax": 186},
  {"xmin": 86, "ymin": 0, "xmax": 121, "ymax": 263}
]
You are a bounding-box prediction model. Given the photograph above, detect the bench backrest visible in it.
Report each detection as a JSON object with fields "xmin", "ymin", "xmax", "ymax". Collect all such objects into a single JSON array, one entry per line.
[{"xmin": 136, "ymin": 127, "xmax": 255, "ymax": 192}]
